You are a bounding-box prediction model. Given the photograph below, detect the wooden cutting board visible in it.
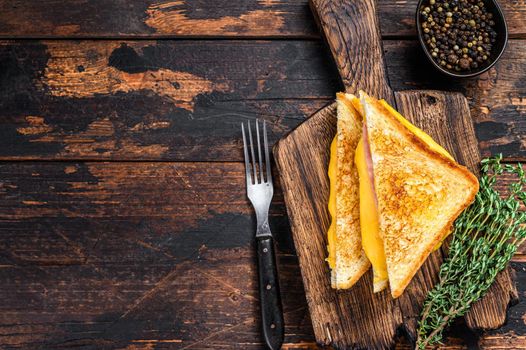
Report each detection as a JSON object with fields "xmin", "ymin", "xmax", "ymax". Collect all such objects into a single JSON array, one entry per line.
[{"xmin": 273, "ymin": 0, "xmax": 518, "ymax": 348}]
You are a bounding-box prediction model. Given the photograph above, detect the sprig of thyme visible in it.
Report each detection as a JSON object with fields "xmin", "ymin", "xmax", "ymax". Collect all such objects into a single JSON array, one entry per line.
[{"xmin": 416, "ymin": 154, "xmax": 526, "ymax": 349}]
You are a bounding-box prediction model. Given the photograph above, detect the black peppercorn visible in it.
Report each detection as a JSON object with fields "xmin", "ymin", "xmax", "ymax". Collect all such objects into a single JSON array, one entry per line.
[
  {"xmin": 420, "ymin": 0, "xmax": 498, "ymax": 72},
  {"xmin": 459, "ymin": 58, "xmax": 470, "ymax": 69},
  {"xmin": 447, "ymin": 54, "xmax": 458, "ymax": 64}
]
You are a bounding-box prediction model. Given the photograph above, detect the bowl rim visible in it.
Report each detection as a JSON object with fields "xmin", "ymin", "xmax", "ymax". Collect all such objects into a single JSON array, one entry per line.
[{"xmin": 415, "ymin": 0, "xmax": 509, "ymax": 78}]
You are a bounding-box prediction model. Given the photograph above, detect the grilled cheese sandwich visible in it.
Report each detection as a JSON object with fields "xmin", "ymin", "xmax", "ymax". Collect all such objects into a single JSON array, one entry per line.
[{"xmin": 327, "ymin": 91, "xmax": 478, "ymax": 297}]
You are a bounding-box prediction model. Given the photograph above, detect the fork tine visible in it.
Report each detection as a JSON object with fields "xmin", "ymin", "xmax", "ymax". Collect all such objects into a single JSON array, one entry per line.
[
  {"xmin": 241, "ymin": 123, "xmax": 252, "ymax": 185},
  {"xmin": 263, "ymin": 120, "xmax": 272, "ymax": 183},
  {"xmin": 256, "ymin": 120, "xmax": 264, "ymax": 184},
  {"xmin": 247, "ymin": 121, "xmax": 258, "ymax": 183}
]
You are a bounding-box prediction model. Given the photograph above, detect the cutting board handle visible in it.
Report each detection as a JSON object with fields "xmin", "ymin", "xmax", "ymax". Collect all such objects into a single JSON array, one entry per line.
[{"xmin": 309, "ymin": 0, "xmax": 394, "ymax": 104}]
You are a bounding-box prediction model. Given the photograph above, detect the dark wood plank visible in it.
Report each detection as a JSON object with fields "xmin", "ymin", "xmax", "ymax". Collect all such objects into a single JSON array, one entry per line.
[
  {"xmin": 385, "ymin": 40, "xmax": 526, "ymax": 161},
  {"xmin": 0, "ymin": 161, "xmax": 523, "ymax": 349},
  {"xmin": 0, "ymin": 40, "xmax": 339, "ymax": 161},
  {"xmin": 0, "ymin": 39, "xmax": 524, "ymax": 162},
  {"xmin": 0, "ymin": 0, "xmax": 524, "ymax": 38},
  {"xmin": 0, "ymin": 0, "xmax": 318, "ymax": 39},
  {"xmin": 0, "ymin": 161, "xmax": 313, "ymax": 349}
]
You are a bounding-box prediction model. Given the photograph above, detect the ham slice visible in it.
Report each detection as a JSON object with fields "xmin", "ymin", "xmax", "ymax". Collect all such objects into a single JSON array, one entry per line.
[{"xmin": 362, "ymin": 122, "xmax": 377, "ymax": 208}]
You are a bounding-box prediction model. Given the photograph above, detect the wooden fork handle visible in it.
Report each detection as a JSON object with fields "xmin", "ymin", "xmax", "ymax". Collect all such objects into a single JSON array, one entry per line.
[{"xmin": 257, "ymin": 236, "xmax": 284, "ymax": 350}]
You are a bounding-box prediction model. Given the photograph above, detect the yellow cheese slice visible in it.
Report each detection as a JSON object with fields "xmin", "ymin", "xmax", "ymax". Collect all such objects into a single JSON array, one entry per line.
[{"xmin": 355, "ymin": 137, "xmax": 388, "ymax": 290}]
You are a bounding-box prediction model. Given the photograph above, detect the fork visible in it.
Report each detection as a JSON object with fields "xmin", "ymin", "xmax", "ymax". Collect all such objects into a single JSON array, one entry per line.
[{"xmin": 242, "ymin": 120, "xmax": 284, "ymax": 350}]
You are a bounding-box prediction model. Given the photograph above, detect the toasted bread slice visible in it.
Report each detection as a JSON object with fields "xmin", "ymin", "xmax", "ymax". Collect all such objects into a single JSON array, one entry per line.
[
  {"xmin": 360, "ymin": 91, "xmax": 479, "ymax": 298},
  {"xmin": 328, "ymin": 93, "xmax": 370, "ymax": 289}
]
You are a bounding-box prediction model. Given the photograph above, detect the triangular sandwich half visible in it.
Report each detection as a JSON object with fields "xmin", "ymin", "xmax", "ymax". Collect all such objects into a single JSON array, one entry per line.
[
  {"xmin": 327, "ymin": 93, "xmax": 370, "ymax": 289},
  {"xmin": 359, "ymin": 91, "xmax": 479, "ymax": 298},
  {"xmin": 354, "ymin": 94, "xmax": 457, "ymax": 293}
]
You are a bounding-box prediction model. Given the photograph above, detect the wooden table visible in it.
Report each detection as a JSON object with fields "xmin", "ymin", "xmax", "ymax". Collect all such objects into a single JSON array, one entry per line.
[{"xmin": 0, "ymin": 1, "xmax": 524, "ymax": 349}]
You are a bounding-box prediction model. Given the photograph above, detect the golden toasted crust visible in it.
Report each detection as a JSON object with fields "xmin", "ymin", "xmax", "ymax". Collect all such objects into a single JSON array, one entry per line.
[
  {"xmin": 360, "ymin": 92, "xmax": 479, "ymax": 298},
  {"xmin": 331, "ymin": 93, "xmax": 371, "ymax": 289}
]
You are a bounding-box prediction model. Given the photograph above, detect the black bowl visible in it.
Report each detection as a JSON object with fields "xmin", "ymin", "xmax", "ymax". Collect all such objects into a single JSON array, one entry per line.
[{"xmin": 415, "ymin": 0, "xmax": 508, "ymax": 78}]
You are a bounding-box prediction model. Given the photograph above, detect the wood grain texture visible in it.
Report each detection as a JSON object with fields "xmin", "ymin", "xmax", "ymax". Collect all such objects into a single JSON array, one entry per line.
[
  {"xmin": 0, "ymin": 0, "xmax": 317, "ymax": 38},
  {"xmin": 275, "ymin": 91, "xmax": 518, "ymax": 348},
  {"xmin": 394, "ymin": 90, "xmax": 517, "ymax": 334},
  {"xmin": 0, "ymin": 39, "xmax": 524, "ymax": 161},
  {"xmin": 0, "ymin": 162, "xmax": 311, "ymax": 349},
  {"xmin": 0, "ymin": 161, "xmax": 523, "ymax": 349},
  {"xmin": 394, "ymin": 91, "xmax": 481, "ymax": 171},
  {"xmin": 0, "ymin": 0, "xmax": 523, "ymax": 347},
  {"xmin": 278, "ymin": 0, "xmax": 517, "ymax": 347},
  {"xmin": 310, "ymin": 0, "xmax": 394, "ymax": 104},
  {"xmin": 385, "ymin": 40, "xmax": 526, "ymax": 162},
  {"xmin": 0, "ymin": 0, "xmax": 524, "ymax": 38},
  {"xmin": 377, "ymin": 0, "xmax": 526, "ymax": 39},
  {"xmin": 0, "ymin": 39, "xmax": 339, "ymax": 161}
]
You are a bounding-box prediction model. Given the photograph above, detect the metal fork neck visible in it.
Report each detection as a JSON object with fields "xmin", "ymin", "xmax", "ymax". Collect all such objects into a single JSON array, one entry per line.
[{"xmin": 256, "ymin": 218, "xmax": 272, "ymax": 238}]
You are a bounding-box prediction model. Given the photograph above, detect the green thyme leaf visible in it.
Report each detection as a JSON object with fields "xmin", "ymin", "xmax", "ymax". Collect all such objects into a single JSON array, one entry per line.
[{"xmin": 416, "ymin": 155, "xmax": 526, "ymax": 349}]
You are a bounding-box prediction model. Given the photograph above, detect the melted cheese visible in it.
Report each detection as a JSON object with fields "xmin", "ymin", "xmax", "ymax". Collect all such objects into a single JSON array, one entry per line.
[
  {"xmin": 327, "ymin": 97, "xmax": 454, "ymax": 275},
  {"xmin": 355, "ymin": 137, "xmax": 388, "ymax": 288},
  {"xmin": 379, "ymin": 100, "xmax": 454, "ymax": 161}
]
